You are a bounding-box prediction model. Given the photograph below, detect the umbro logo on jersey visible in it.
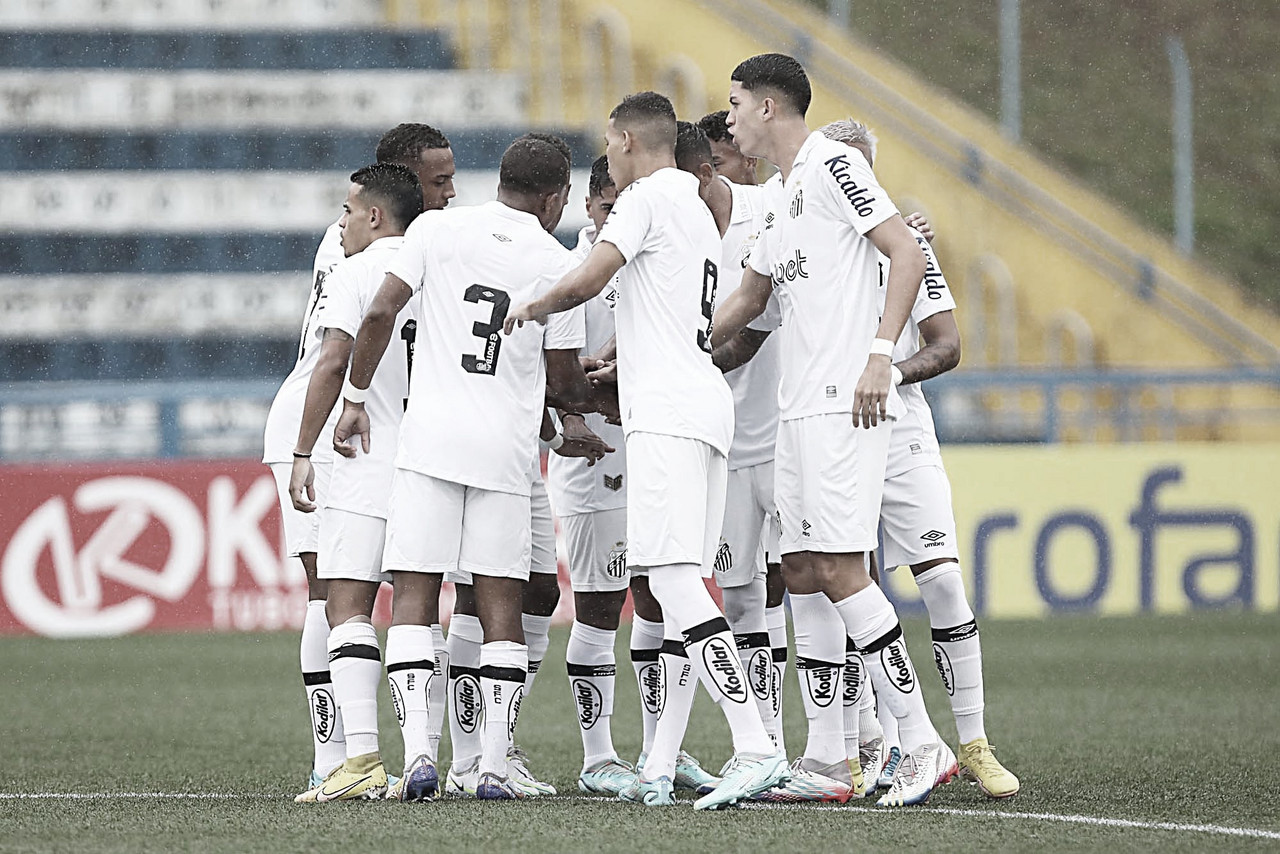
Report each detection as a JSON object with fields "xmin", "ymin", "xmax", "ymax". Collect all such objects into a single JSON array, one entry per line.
[
  {"xmin": 770, "ymin": 249, "xmax": 808, "ymax": 286},
  {"xmin": 826, "ymin": 385, "xmax": 837, "ymax": 398},
  {"xmin": 764, "ymin": 211, "xmax": 776, "ymax": 230},
  {"xmin": 789, "ymin": 189, "xmax": 804, "ymax": 218},
  {"xmin": 823, "ymin": 153, "xmax": 877, "ymax": 217},
  {"xmin": 492, "ymin": 233, "xmax": 512, "ymax": 242},
  {"xmin": 921, "ymin": 530, "xmax": 947, "ymax": 547},
  {"xmin": 801, "ymin": 519, "xmax": 812, "ymax": 537},
  {"xmin": 910, "ymin": 442, "xmax": 923, "ymax": 455},
  {"xmin": 603, "ymin": 473, "xmax": 623, "ymax": 491}
]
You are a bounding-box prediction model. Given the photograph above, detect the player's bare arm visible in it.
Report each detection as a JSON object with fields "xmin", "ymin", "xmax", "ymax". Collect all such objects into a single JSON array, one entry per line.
[
  {"xmin": 712, "ymin": 327, "xmax": 770, "ymax": 373},
  {"xmin": 896, "ymin": 309, "xmax": 961, "ymax": 385},
  {"xmin": 710, "ymin": 267, "xmax": 772, "ymax": 349},
  {"xmin": 854, "ymin": 216, "xmax": 926, "ymax": 428},
  {"xmin": 503, "ymin": 242, "xmax": 626, "ymax": 333},
  {"xmin": 288, "ymin": 328, "xmax": 354, "ymax": 511},
  {"xmin": 337, "ymin": 272, "xmax": 413, "ymax": 453}
]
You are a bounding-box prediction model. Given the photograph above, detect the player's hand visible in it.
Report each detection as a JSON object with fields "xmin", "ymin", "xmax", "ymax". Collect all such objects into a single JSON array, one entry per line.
[
  {"xmin": 587, "ymin": 359, "xmax": 617, "ymax": 385},
  {"xmin": 334, "ymin": 400, "xmax": 370, "ymax": 457},
  {"xmin": 904, "ymin": 211, "xmax": 934, "ymax": 243},
  {"xmin": 502, "ymin": 302, "xmax": 546, "ymax": 334},
  {"xmin": 557, "ymin": 414, "xmax": 615, "ymax": 465},
  {"xmin": 289, "ymin": 455, "xmax": 316, "ymax": 513},
  {"xmin": 853, "ymin": 354, "xmax": 892, "ymax": 428},
  {"xmin": 591, "ymin": 380, "xmax": 622, "ymax": 425}
]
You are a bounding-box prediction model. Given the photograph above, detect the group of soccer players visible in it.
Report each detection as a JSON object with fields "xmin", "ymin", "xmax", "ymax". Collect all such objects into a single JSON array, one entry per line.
[{"xmin": 263, "ymin": 52, "xmax": 1019, "ymax": 809}]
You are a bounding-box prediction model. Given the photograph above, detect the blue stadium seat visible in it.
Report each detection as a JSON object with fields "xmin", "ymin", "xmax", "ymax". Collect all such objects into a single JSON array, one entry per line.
[
  {"xmin": 0, "ymin": 337, "xmax": 296, "ymax": 382},
  {"xmin": 0, "ymin": 30, "xmax": 455, "ymax": 70}
]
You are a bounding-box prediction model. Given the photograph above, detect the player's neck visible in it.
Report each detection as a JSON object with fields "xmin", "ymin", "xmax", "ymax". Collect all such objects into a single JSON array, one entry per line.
[
  {"xmin": 619, "ymin": 151, "xmax": 676, "ymax": 189},
  {"xmin": 707, "ymin": 176, "xmax": 733, "ymax": 237},
  {"xmin": 770, "ymin": 121, "xmax": 814, "ymax": 182}
]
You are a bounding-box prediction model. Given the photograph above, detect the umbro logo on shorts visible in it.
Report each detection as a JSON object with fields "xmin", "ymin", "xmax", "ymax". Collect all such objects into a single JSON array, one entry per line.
[
  {"xmin": 603, "ymin": 473, "xmax": 623, "ymax": 491},
  {"xmin": 921, "ymin": 529, "xmax": 947, "ymax": 545},
  {"xmin": 492, "ymin": 233, "xmax": 512, "ymax": 242},
  {"xmin": 801, "ymin": 519, "xmax": 812, "ymax": 537}
]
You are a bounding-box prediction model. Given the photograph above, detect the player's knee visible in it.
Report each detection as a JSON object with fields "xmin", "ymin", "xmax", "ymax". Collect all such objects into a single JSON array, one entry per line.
[
  {"xmin": 523, "ymin": 573, "xmax": 561, "ymax": 616},
  {"xmin": 574, "ymin": 591, "xmax": 624, "ymax": 631},
  {"xmin": 909, "ymin": 556, "xmax": 957, "ymax": 577}
]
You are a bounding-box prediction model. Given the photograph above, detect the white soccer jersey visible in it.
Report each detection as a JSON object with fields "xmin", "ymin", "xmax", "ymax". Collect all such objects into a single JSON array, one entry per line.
[
  {"xmin": 748, "ymin": 132, "xmax": 906, "ymax": 422},
  {"xmin": 546, "ymin": 226, "xmax": 627, "ymax": 515},
  {"xmin": 261, "ymin": 219, "xmax": 344, "ymax": 465},
  {"xmin": 717, "ymin": 177, "xmax": 782, "ymax": 470},
  {"xmin": 880, "ymin": 228, "xmax": 958, "ymax": 477},
  {"xmin": 596, "ymin": 167, "xmax": 734, "ymax": 455},
  {"xmin": 387, "ymin": 201, "xmax": 586, "ymax": 496},
  {"xmin": 313, "ymin": 235, "xmax": 413, "ymax": 519}
]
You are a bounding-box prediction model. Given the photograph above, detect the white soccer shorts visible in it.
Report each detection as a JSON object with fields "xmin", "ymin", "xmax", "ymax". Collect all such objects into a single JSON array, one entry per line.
[
  {"xmin": 530, "ymin": 474, "xmax": 558, "ymax": 576},
  {"xmin": 383, "ymin": 468, "xmax": 531, "ymax": 580},
  {"xmin": 317, "ymin": 507, "xmax": 391, "ymax": 584},
  {"xmin": 562, "ymin": 508, "xmax": 629, "ymax": 593},
  {"xmin": 880, "ymin": 463, "xmax": 960, "ymax": 570},
  {"xmin": 715, "ymin": 461, "xmax": 775, "ymax": 589},
  {"xmin": 270, "ymin": 460, "xmax": 331, "ymax": 557},
  {"xmin": 625, "ymin": 432, "xmax": 727, "ymax": 575},
  {"xmin": 775, "ymin": 413, "xmax": 890, "ymax": 556}
]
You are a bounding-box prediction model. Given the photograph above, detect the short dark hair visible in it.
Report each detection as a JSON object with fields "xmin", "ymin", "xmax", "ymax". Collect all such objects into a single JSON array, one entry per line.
[
  {"xmin": 731, "ymin": 53, "xmax": 811, "ymax": 116},
  {"xmin": 697, "ymin": 110, "xmax": 733, "ymax": 144},
  {"xmin": 349, "ymin": 162, "xmax": 424, "ymax": 229},
  {"xmin": 588, "ymin": 154, "xmax": 614, "ymax": 197},
  {"xmin": 609, "ymin": 91, "xmax": 677, "ymax": 152},
  {"xmin": 674, "ymin": 120, "xmax": 713, "ymax": 174},
  {"xmin": 523, "ymin": 131, "xmax": 572, "ymax": 171},
  {"xmin": 499, "ymin": 137, "xmax": 570, "ymax": 196},
  {"xmin": 375, "ymin": 123, "xmax": 450, "ymax": 165}
]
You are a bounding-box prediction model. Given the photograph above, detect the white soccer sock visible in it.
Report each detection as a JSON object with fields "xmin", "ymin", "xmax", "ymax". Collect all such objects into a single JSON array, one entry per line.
[
  {"xmin": 876, "ymin": 687, "xmax": 900, "ymax": 751},
  {"xmin": 629, "ymin": 615, "xmax": 664, "ymax": 755},
  {"xmin": 764, "ymin": 603, "xmax": 789, "ymax": 755},
  {"xmin": 790, "ymin": 592, "xmax": 847, "ymax": 766},
  {"xmin": 566, "ymin": 621, "xmax": 619, "ymax": 770},
  {"xmin": 842, "ymin": 639, "xmax": 865, "ymax": 761},
  {"xmin": 427, "ymin": 623, "xmax": 448, "ymax": 760},
  {"xmin": 446, "ymin": 614, "xmax": 484, "ymax": 769},
  {"xmin": 301, "ymin": 599, "xmax": 345, "ymax": 775},
  {"xmin": 859, "ymin": 670, "xmax": 885, "ymax": 746},
  {"xmin": 916, "ymin": 562, "xmax": 987, "ymax": 743},
  {"xmin": 328, "ymin": 620, "xmax": 382, "ymax": 760},
  {"xmin": 386, "ymin": 624, "xmax": 434, "ymax": 765},
  {"xmin": 723, "ymin": 580, "xmax": 774, "ymax": 747},
  {"xmin": 522, "ymin": 612, "xmax": 553, "ymax": 697},
  {"xmin": 833, "ymin": 585, "xmax": 938, "ymax": 756},
  {"xmin": 648, "ymin": 565, "xmax": 775, "ymax": 759},
  {"xmin": 643, "ymin": 622, "xmax": 697, "ymax": 782},
  {"xmin": 478, "ymin": 641, "xmax": 527, "ymax": 777}
]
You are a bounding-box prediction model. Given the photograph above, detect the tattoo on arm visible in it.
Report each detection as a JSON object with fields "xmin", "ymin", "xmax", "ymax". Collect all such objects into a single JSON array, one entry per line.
[{"xmin": 895, "ymin": 340, "xmax": 960, "ymax": 385}]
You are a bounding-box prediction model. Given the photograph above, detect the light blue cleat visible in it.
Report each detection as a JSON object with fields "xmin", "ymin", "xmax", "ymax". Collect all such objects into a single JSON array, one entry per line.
[
  {"xmin": 878, "ymin": 746, "xmax": 902, "ymax": 790},
  {"xmin": 578, "ymin": 757, "xmax": 637, "ymax": 796},
  {"xmin": 693, "ymin": 752, "xmax": 791, "ymax": 811},
  {"xmin": 618, "ymin": 774, "xmax": 676, "ymax": 806}
]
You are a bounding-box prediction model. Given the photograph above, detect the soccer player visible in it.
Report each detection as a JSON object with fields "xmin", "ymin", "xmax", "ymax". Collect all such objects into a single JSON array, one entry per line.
[
  {"xmin": 260, "ymin": 123, "xmax": 455, "ymax": 789},
  {"xmin": 339, "ymin": 136, "xmax": 594, "ymax": 801},
  {"xmin": 713, "ymin": 53, "xmax": 953, "ymax": 808},
  {"xmin": 505, "ymin": 91, "xmax": 789, "ymax": 810},
  {"xmin": 822, "ymin": 119, "xmax": 1020, "ymax": 800},
  {"xmin": 672, "ymin": 122, "xmax": 788, "ymax": 759},
  {"xmin": 284, "ymin": 163, "xmax": 427, "ymax": 802},
  {"xmin": 697, "ymin": 110, "xmax": 758, "ymax": 186}
]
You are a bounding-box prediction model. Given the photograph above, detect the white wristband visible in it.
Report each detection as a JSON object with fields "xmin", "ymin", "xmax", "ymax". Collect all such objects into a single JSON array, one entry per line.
[
  {"xmin": 547, "ymin": 432, "xmax": 565, "ymax": 451},
  {"xmin": 869, "ymin": 337, "xmax": 895, "ymax": 358},
  {"xmin": 342, "ymin": 377, "xmax": 369, "ymax": 404},
  {"xmin": 891, "ymin": 365, "xmax": 904, "ymax": 387}
]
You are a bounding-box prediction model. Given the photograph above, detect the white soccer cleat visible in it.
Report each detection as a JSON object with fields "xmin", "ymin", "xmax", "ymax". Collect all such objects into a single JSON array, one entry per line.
[
  {"xmin": 857, "ymin": 737, "xmax": 885, "ymax": 796},
  {"xmin": 506, "ymin": 745, "xmax": 556, "ymax": 797},
  {"xmin": 578, "ymin": 757, "xmax": 638, "ymax": 796},
  {"xmin": 445, "ymin": 759, "xmax": 479, "ymax": 798},
  {"xmin": 876, "ymin": 741, "xmax": 957, "ymax": 807},
  {"xmin": 750, "ymin": 757, "xmax": 856, "ymax": 803}
]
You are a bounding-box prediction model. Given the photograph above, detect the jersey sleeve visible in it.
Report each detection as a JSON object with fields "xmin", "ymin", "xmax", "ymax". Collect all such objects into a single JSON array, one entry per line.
[
  {"xmin": 910, "ymin": 230, "xmax": 958, "ymax": 324},
  {"xmin": 542, "ymin": 250, "xmax": 588, "ymax": 350},
  {"xmin": 386, "ymin": 211, "xmax": 438, "ymax": 295},
  {"xmin": 596, "ymin": 182, "xmax": 653, "ymax": 264},
  {"xmin": 314, "ymin": 260, "xmax": 364, "ymax": 339},
  {"xmin": 818, "ymin": 144, "xmax": 898, "ymax": 235},
  {"xmin": 747, "ymin": 290, "xmax": 783, "ymax": 332}
]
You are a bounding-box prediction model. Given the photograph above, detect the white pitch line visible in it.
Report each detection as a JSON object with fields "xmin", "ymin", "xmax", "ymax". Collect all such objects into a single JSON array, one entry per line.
[{"xmin": 1, "ymin": 792, "xmax": 1277, "ymax": 841}]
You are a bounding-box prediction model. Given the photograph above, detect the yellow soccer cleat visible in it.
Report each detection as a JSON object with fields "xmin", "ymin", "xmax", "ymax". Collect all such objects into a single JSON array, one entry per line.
[
  {"xmin": 295, "ymin": 753, "xmax": 389, "ymax": 803},
  {"xmin": 957, "ymin": 738, "xmax": 1020, "ymax": 799}
]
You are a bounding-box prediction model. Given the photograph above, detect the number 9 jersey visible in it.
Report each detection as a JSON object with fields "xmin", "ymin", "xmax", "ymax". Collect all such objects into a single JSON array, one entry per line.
[{"xmin": 385, "ymin": 201, "xmax": 585, "ymax": 497}]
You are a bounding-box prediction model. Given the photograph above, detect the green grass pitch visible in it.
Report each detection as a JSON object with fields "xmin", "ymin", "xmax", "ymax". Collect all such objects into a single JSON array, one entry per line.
[{"xmin": 1, "ymin": 614, "xmax": 1277, "ymax": 852}]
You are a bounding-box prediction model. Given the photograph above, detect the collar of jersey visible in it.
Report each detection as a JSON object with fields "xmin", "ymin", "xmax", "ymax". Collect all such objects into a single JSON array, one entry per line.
[
  {"xmin": 790, "ymin": 131, "xmax": 825, "ymax": 172},
  {"xmin": 720, "ymin": 175, "xmax": 754, "ymax": 225},
  {"xmin": 365, "ymin": 235, "xmax": 405, "ymax": 252},
  {"xmin": 485, "ymin": 199, "xmax": 543, "ymax": 225}
]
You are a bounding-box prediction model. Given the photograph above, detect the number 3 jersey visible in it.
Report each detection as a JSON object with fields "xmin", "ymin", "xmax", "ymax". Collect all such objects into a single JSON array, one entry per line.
[
  {"xmin": 312, "ymin": 235, "xmax": 413, "ymax": 520},
  {"xmin": 386, "ymin": 201, "xmax": 586, "ymax": 496},
  {"xmin": 595, "ymin": 167, "xmax": 734, "ymax": 455}
]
